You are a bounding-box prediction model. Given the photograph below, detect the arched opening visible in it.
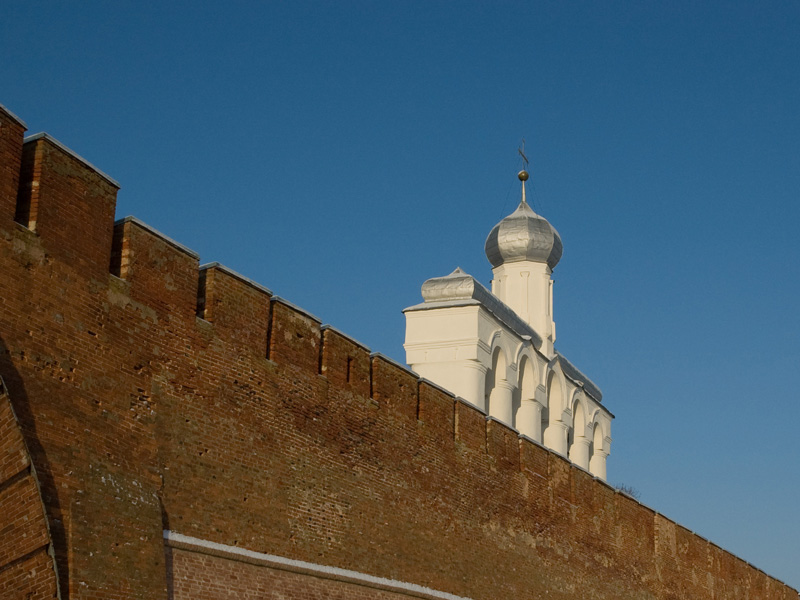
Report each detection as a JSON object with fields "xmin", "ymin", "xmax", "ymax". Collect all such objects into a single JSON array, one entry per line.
[
  {"xmin": 486, "ymin": 347, "xmax": 513, "ymax": 425},
  {"xmin": 484, "ymin": 346, "xmax": 503, "ymax": 406},
  {"xmin": 546, "ymin": 371, "xmax": 562, "ymax": 416},
  {"xmin": 515, "ymin": 355, "xmax": 541, "ymax": 440},
  {"xmin": 589, "ymin": 422, "xmax": 607, "ymax": 480},
  {"xmin": 543, "ymin": 370, "xmax": 566, "ymax": 454},
  {"xmin": 592, "ymin": 422, "xmax": 603, "ymax": 456},
  {"xmin": 571, "ymin": 400, "xmax": 586, "ymax": 441},
  {"xmin": 540, "ymin": 407, "xmax": 549, "ymax": 443},
  {"xmin": 568, "ymin": 399, "xmax": 590, "ymax": 470}
]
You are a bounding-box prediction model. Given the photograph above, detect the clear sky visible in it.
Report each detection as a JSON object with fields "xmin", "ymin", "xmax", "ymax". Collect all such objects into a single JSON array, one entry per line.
[{"xmin": 3, "ymin": 1, "xmax": 799, "ymax": 590}]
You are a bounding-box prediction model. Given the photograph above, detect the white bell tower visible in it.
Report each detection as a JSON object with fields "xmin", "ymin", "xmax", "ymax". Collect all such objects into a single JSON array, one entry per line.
[
  {"xmin": 484, "ymin": 170, "xmax": 562, "ymax": 357},
  {"xmin": 403, "ymin": 163, "xmax": 612, "ymax": 480}
]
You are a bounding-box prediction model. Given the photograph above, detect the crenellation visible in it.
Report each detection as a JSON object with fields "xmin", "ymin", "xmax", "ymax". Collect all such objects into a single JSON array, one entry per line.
[
  {"xmin": 23, "ymin": 132, "xmax": 119, "ymax": 188},
  {"xmin": 13, "ymin": 136, "xmax": 40, "ymax": 229},
  {"xmin": 320, "ymin": 326, "xmax": 371, "ymax": 397},
  {"xmin": 268, "ymin": 298, "xmax": 322, "ymax": 374},
  {"xmin": 320, "ymin": 324, "xmax": 370, "ymax": 353},
  {"xmin": 518, "ymin": 434, "xmax": 548, "ymax": 479},
  {"xmin": 417, "ymin": 380, "xmax": 455, "ymax": 438},
  {"xmin": 453, "ymin": 397, "xmax": 486, "ymax": 452},
  {"xmin": 0, "ymin": 105, "xmax": 26, "ymax": 223},
  {"xmin": 200, "ymin": 261, "xmax": 273, "ymax": 295},
  {"xmin": 0, "ymin": 103, "xmax": 27, "ymax": 128},
  {"xmin": 485, "ymin": 417, "xmax": 520, "ymax": 473},
  {"xmin": 196, "ymin": 266, "xmax": 209, "ymax": 318},
  {"xmin": 197, "ymin": 263, "xmax": 272, "ymax": 355},
  {"xmin": 369, "ymin": 353, "xmax": 418, "ymax": 423},
  {"xmin": 15, "ymin": 134, "xmax": 119, "ymax": 281},
  {"xmin": 112, "ymin": 217, "xmax": 200, "ymax": 317},
  {"xmin": 114, "ymin": 215, "xmax": 200, "ymax": 259}
]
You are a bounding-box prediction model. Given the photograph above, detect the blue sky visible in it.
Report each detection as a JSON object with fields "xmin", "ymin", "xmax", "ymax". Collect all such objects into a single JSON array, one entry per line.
[{"xmin": 3, "ymin": 1, "xmax": 799, "ymax": 590}]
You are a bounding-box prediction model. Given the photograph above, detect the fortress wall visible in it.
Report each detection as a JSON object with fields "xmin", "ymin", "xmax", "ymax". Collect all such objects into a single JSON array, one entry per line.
[
  {"xmin": 0, "ymin": 115, "xmax": 168, "ymax": 599},
  {"xmin": 0, "ymin": 105, "xmax": 796, "ymax": 600}
]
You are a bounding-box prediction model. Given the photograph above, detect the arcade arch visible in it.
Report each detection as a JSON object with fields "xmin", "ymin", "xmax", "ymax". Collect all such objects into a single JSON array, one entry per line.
[{"xmin": 543, "ymin": 369, "xmax": 568, "ymax": 455}]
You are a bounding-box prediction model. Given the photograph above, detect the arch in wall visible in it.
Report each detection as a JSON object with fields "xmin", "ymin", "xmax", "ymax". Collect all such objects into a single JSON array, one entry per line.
[
  {"xmin": 587, "ymin": 409, "xmax": 602, "ymax": 441},
  {"xmin": 591, "ymin": 414, "xmax": 610, "ymax": 451},
  {"xmin": 588, "ymin": 419, "xmax": 609, "ymax": 479},
  {"xmin": 486, "ymin": 344, "xmax": 515, "ymax": 424},
  {"xmin": 568, "ymin": 396, "xmax": 590, "ymax": 469},
  {"xmin": 591, "ymin": 421, "xmax": 605, "ymax": 455},
  {"xmin": 513, "ymin": 353, "xmax": 540, "ymax": 439},
  {"xmin": 510, "ymin": 344, "xmax": 535, "ymax": 403},
  {"xmin": 540, "ymin": 397, "xmax": 550, "ymax": 442},
  {"xmin": 543, "ymin": 367, "xmax": 568, "ymax": 454},
  {"xmin": 572, "ymin": 397, "xmax": 587, "ymax": 440},
  {"xmin": 485, "ymin": 330, "xmax": 515, "ymax": 378},
  {"xmin": 512, "ymin": 343, "xmax": 537, "ymax": 377},
  {"xmin": 517, "ymin": 354, "xmax": 536, "ymax": 402},
  {"xmin": 484, "ymin": 344, "xmax": 507, "ymax": 399},
  {"xmin": 486, "ymin": 328, "xmax": 503, "ymax": 350},
  {"xmin": 545, "ymin": 367, "xmax": 565, "ymax": 418},
  {"xmin": 570, "ymin": 391, "xmax": 588, "ymax": 433}
]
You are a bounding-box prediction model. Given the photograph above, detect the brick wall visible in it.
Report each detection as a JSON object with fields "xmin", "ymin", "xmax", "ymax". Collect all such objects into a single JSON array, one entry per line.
[
  {"xmin": 0, "ymin": 102, "xmax": 796, "ymax": 600},
  {"xmin": 0, "ymin": 377, "xmax": 59, "ymax": 599}
]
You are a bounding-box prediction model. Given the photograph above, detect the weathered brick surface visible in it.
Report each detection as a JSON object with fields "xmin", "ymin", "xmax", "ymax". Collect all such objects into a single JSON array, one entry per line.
[
  {"xmin": 0, "ymin": 384, "xmax": 29, "ymax": 484},
  {"xmin": 0, "ymin": 475, "xmax": 50, "ymax": 567},
  {"xmin": 166, "ymin": 546, "xmax": 422, "ymax": 600},
  {"xmin": 0, "ymin": 548, "xmax": 59, "ymax": 600},
  {"xmin": 0, "ymin": 380, "xmax": 58, "ymax": 598},
  {"xmin": 454, "ymin": 398, "xmax": 485, "ymax": 452},
  {"xmin": 0, "ymin": 106, "xmax": 25, "ymax": 221},
  {"xmin": 0, "ymin": 104, "xmax": 796, "ymax": 600},
  {"xmin": 16, "ymin": 136, "xmax": 118, "ymax": 279},
  {"xmin": 370, "ymin": 355, "xmax": 417, "ymax": 423}
]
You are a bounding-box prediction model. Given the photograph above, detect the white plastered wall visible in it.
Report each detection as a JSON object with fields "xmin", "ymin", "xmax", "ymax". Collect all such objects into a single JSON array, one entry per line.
[{"xmin": 491, "ymin": 261, "xmax": 556, "ymax": 357}]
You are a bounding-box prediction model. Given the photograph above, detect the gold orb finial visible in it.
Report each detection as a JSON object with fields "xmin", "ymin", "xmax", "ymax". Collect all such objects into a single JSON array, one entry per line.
[{"xmin": 518, "ymin": 170, "xmax": 529, "ymax": 181}]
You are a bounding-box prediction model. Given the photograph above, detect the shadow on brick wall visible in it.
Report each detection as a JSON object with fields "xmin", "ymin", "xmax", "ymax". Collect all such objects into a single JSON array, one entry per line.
[{"xmin": 0, "ymin": 335, "xmax": 68, "ymax": 598}]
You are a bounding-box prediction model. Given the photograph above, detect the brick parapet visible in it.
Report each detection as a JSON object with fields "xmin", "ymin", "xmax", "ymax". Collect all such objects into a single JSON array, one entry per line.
[
  {"xmin": 0, "ymin": 103, "xmax": 796, "ymax": 599},
  {"xmin": 0, "ymin": 105, "xmax": 26, "ymax": 222}
]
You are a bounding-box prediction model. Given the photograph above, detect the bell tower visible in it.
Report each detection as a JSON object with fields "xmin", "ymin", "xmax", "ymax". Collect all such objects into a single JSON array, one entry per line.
[
  {"xmin": 404, "ymin": 162, "xmax": 611, "ymax": 480},
  {"xmin": 484, "ymin": 170, "xmax": 562, "ymax": 357}
]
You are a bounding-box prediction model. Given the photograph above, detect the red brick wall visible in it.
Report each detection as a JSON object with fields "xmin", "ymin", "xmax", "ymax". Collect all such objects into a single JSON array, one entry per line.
[
  {"xmin": 0, "ymin": 376, "xmax": 59, "ymax": 599},
  {"xmin": 0, "ymin": 107, "xmax": 167, "ymax": 600},
  {"xmin": 0, "ymin": 105, "xmax": 25, "ymax": 221},
  {"xmin": 0, "ymin": 103, "xmax": 796, "ymax": 600},
  {"xmin": 167, "ymin": 548, "xmax": 431, "ymax": 600}
]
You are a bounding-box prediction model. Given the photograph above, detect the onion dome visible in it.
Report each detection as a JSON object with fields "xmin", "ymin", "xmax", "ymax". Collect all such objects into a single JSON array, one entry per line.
[{"xmin": 484, "ymin": 170, "xmax": 562, "ymax": 270}]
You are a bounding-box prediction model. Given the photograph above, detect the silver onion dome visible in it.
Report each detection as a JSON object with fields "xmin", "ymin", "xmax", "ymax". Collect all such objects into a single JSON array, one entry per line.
[{"xmin": 484, "ymin": 171, "xmax": 563, "ymax": 270}]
